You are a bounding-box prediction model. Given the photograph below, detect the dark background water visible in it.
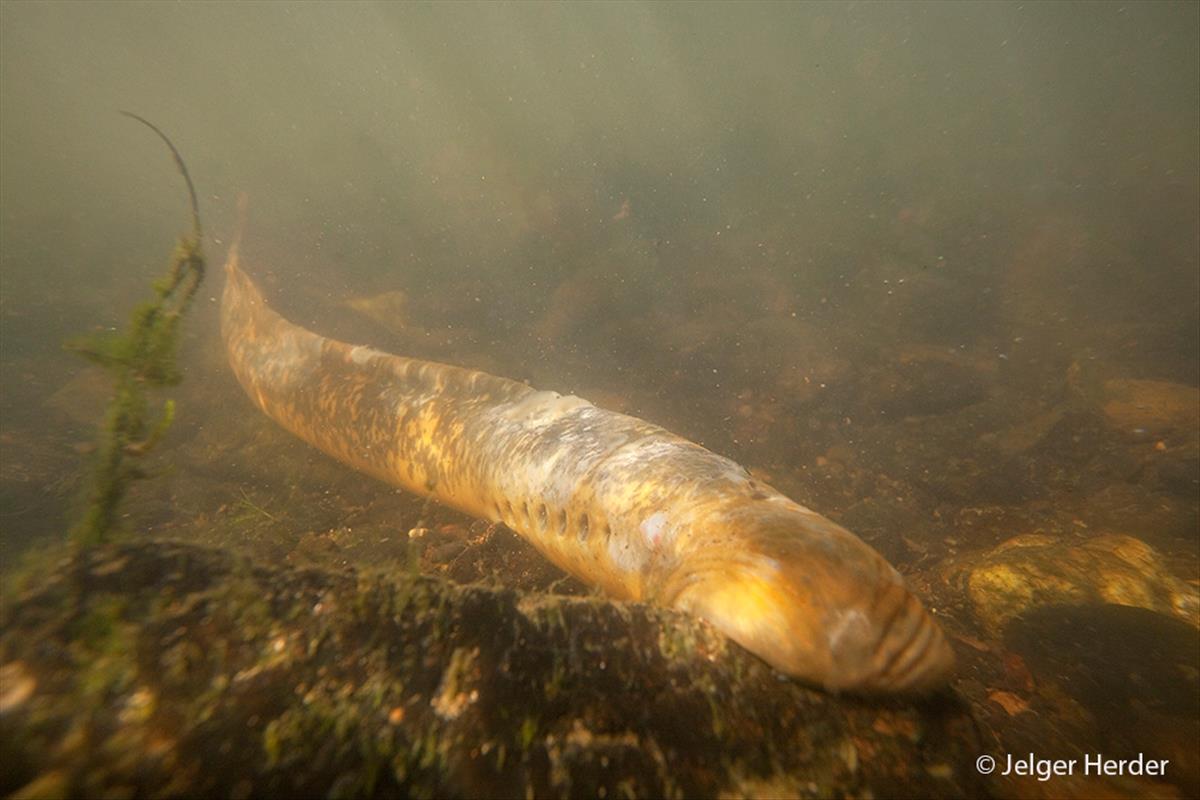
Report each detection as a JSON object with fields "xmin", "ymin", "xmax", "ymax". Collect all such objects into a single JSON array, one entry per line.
[
  {"xmin": 3, "ymin": 3, "xmax": 1195, "ymax": 361},
  {"xmin": 1, "ymin": 4, "xmax": 1197, "ymax": 796}
]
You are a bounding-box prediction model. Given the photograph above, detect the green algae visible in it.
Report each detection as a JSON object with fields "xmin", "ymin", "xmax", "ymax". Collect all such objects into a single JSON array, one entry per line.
[{"xmin": 67, "ymin": 114, "xmax": 205, "ymax": 548}]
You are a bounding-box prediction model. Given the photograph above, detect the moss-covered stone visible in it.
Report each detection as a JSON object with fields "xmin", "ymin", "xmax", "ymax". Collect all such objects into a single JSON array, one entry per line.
[
  {"xmin": 1, "ymin": 540, "xmax": 982, "ymax": 799},
  {"xmin": 960, "ymin": 533, "xmax": 1199, "ymax": 635}
]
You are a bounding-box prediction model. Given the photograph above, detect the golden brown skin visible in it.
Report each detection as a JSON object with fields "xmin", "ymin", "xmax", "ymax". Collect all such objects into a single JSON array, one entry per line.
[{"xmin": 221, "ymin": 245, "xmax": 955, "ymax": 692}]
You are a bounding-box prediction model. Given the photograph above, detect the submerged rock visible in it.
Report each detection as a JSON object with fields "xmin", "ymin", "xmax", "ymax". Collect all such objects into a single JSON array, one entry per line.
[
  {"xmin": 344, "ymin": 290, "xmax": 412, "ymax": 337},
  {"xmin": 0, "ymin": 540, "xmax": 982, "ymax": 799},
  {"xmin": 961, "ymin": 533, "xmax": 1199, "ymax": 635},
  {"xmin": 1099, "ymin": 378, "xmax": 1200, "ymax": 442}
]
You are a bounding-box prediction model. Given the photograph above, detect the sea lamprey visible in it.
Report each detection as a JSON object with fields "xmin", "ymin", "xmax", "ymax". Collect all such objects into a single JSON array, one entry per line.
[{"xmin": 220, "ymin": 239, "xmax": 955, "ymax": 693}]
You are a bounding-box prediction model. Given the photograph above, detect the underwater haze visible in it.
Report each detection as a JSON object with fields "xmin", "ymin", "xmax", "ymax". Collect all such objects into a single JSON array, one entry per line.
[{"xmin": 1, "ymin": 3, "xmax": 1198, "ymax": 799}]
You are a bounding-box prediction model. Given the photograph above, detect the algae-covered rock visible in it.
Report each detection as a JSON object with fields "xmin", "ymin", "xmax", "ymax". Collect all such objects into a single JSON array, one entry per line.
[
  {"xmin": 0, "ymin": 541, "xmax": 982, "ymax": 799},
  {"xmin": 1099, "ymin": 379, "xmax": 1199, "ymax": 440},
  {"xmin": 962, "ymin": 533, "xmax": 1199, "ymax": 635}
]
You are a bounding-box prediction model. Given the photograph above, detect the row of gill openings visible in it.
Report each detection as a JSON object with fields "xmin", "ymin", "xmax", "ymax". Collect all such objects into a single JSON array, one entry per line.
[{"xmin": 492, "ymin": 495, "xmax": 609, "ymax": 543}]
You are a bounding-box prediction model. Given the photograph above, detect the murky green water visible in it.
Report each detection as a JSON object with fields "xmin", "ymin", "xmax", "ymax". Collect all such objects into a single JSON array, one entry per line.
[{"xmin": 1, "ymin": 3, "xmax": 1197, "ymax": 798}]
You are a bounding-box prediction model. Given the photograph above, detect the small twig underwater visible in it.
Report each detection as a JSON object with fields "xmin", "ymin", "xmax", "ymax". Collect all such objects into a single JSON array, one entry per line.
[{"xmin": 68, "ymin": 113, "xmax": 205, "ymax": 546}]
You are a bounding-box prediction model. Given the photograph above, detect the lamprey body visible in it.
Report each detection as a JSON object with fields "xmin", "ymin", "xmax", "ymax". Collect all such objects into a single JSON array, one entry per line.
[{"xmin": 221, "ymin": 247, "xmax": 955, "ymax": 692}]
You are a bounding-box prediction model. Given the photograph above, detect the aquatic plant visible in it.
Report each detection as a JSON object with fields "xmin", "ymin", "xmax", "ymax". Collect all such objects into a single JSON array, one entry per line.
[{"xmin": 67, "ymin": 113, "xmax": 205, "ymax": 546}]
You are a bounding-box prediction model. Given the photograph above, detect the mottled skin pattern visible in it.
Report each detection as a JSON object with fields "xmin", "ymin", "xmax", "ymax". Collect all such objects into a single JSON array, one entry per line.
[{"xmin": 222, "ymin": 247, "xmax": 955, "ymax": 692}]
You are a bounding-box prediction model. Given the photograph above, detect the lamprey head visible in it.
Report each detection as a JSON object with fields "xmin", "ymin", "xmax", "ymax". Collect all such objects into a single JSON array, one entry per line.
[{"xmin": 664, "ymin": 502, "xmax": 955, "ymax": 693}]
